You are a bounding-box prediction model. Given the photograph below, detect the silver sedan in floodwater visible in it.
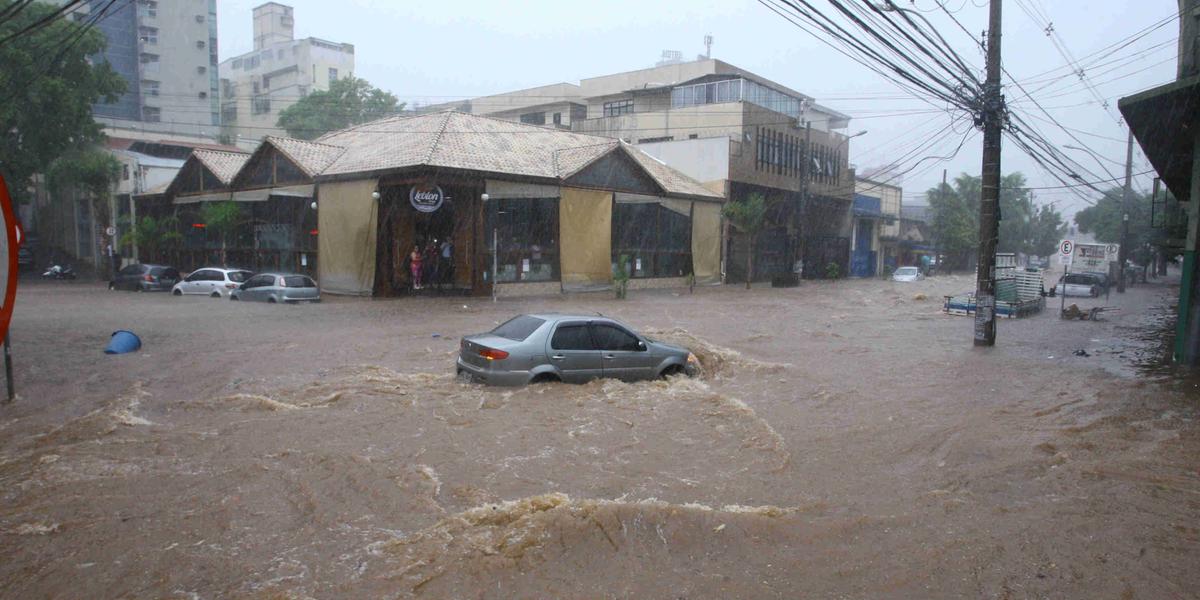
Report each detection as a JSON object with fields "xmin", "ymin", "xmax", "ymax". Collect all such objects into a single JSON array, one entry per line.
[
  {"xmin": 457, "ymin": 314, "xmax": 700, "ymax": 386},
  {"xmin": 229, "ymin": 273, "xmax": 320, "ymax": 303}
]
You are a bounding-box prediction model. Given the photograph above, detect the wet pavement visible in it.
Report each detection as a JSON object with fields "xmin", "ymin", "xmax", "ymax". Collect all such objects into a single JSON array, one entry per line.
[{"xmin": 0, "ymin": 271, "xmax": 1197, "ymax": 598}]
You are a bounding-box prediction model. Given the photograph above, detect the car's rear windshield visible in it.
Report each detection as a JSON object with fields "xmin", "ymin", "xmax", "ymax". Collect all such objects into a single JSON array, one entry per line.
[
  {"xmin": 896, "ymin": 267, "xmax": 918, "ymax": 274},
  {"xmin": 228, "ymin": 271, "xmax": 252, "ymax": 283},
  {"xmin": 283, "ymin": 276, "xmax": 315, "ymax": 288},
  {"xmin": 491, "ymin": 315, "xmax": 546, "ymax": 341}
]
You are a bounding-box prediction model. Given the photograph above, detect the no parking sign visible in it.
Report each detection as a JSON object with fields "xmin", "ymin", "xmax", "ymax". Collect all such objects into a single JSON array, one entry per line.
[{"xmin": 1058, "ymin": 239, "xmax": 1074, "ymax": 266}]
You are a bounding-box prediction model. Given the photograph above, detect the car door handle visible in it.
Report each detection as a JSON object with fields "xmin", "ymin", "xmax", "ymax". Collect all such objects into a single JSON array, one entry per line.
[
  {"xmin": 551, "ymin": 355, "xmax": 566, "ymax": 361},
  {"xmin": 603, "ymin": 354, "xmax": 616, "ymax": 360}
]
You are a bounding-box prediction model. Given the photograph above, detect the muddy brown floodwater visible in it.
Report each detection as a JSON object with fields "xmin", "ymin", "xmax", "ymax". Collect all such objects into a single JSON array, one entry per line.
[{"xmin": 0, "ymin": 271, "xmax": 1197, "ymax": 598}]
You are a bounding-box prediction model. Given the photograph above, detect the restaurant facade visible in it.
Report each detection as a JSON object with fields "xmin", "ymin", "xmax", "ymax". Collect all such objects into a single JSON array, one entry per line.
[{"xmin": 140, "ymin": 110, "xmax": 724, "ymax": 297}]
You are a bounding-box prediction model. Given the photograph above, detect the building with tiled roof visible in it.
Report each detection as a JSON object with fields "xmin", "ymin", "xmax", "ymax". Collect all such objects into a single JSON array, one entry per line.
[{"xmin": 143, "ymin": 110, "xmax": 726, "ymax": 297}]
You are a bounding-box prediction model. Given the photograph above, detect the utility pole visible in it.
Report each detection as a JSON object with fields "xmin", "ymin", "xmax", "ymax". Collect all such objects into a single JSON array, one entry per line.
[
  {"xmin": 974, "ymin": 0, "xmax": 1004, "ymax": 347},
  {"xmin": 796, "ymin": 122, "xmax": 812, "ymax": 281},
  {"xmin": 1117, "ymin": 129, "xmax": 1134, "ymax": 293}
]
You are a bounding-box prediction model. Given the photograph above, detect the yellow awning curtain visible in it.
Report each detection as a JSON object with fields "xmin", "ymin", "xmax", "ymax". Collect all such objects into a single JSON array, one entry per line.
[
  {"xmin": 317, "ymin": 178, "xmax": 378, "ymax": 296},
  {"xmin": 559, "ymin": 187, "xmax": 613, "ymax": 290},
  {"xmin": 691, "ymin": 200, "xmax": 722, "ymax": 284}
]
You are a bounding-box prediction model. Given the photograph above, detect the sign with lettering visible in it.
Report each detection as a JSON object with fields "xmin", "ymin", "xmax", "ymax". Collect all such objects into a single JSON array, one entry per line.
[{"xmin": 410, "ymin": 185, "xmax": 445, "ymax": 213}]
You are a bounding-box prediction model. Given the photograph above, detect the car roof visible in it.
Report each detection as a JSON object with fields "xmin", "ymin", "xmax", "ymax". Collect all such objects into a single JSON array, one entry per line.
[
  {"xmin": 194, "ymin": 266, "xmax": 253, "ymax": 272},
  {"xmin": 520, "ymin": 313, "xmax": 624, "ymax": 324}
]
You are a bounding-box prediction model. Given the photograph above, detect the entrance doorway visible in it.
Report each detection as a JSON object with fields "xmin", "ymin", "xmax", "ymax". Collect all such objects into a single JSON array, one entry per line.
[{"xmin": 375, "ymin": 178, "xmax": 480, "ymax": 295}]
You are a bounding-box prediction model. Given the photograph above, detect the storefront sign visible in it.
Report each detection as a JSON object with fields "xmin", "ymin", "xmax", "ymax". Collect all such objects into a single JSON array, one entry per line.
[{"xmin": 410, "ymin": 185, "xmax": 445, "ymax": 213}]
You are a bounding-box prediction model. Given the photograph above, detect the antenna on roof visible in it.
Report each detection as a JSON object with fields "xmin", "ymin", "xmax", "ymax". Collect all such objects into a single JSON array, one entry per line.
[{"xmin": 704, "ymin": 34, "xmax": 713, "ymax": 59}]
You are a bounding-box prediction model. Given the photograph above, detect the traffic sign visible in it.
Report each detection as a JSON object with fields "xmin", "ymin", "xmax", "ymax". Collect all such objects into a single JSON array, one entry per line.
[
  {"xmin": 1105, "ymin": 244, "xmax": 1119, "ymax": 262},
  {"xmin": 105, "ymin": 226, "xmax": 116, "ymax": 237},
  {"xmin": 1058, "ymin": 239, "xmax": 1074, "ymax": 256}
]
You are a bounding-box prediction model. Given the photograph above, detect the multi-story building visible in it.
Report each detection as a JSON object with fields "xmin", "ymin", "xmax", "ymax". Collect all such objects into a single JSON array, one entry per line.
[
  {"xmin": 854, "ymin": 175, "xmax": 902, "ymax": 276},
  {"xmin": 218, "ymin": 2, "xmax": 355, "ymax": 145},
  {"xmin": 89, "ymin": 0, "xmax": 219, "ymax": 133},
  {"xmin": 422, "ymin": 58, "xmax": 856, "ymax": 282}
]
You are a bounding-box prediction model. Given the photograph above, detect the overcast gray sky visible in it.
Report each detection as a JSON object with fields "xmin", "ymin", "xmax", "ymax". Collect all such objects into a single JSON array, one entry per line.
[{"xmin": 218, "ymin": 0, "xmax": 1179, "ymax": 220}]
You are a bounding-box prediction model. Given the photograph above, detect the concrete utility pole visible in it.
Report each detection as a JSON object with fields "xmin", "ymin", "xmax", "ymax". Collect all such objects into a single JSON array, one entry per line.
[
  {"xmin": 1117, "ymin": 129, "xmax": 1134, "ymax": 293},
  {"xmin": 974, "ymin": 0, "xmax": 1004, "ymax": 347}
]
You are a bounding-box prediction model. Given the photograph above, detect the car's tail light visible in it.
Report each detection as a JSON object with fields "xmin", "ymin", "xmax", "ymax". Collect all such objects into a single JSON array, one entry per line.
[
  {"xmin": 226, "ymin": 283, "xmax": 237, "ymax": 289},
  {"xmin": 478, "ymin": 347, "xmax": 509, "ymax": 361},
  {"xmin": 143, "ymin": 274, "xmax": 154, "ymax": 282}
]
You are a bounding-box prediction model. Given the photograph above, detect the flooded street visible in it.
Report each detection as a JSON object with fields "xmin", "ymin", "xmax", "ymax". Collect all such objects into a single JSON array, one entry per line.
[{"xmin": 1, "ymin": 273, "xmax": 1197, "ymax": 598}]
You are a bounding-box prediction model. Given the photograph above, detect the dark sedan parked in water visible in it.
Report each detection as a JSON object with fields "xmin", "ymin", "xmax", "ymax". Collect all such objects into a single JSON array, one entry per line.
[
  {"xmin": 457, "ymin": 314, "xmax": 699, "ymax": 386},
  {"xmin": 109, "ymin": 263, "xmax": 181, "ymax": 292}
]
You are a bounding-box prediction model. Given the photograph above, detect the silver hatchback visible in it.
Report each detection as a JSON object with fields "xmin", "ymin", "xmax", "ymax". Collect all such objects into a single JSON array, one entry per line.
[
  {"xmin": 229, "ymin": 273, "xmax": 320, "ymax": 303},
  {"xmin": 457, "ymin": 314, "xmax": 699, "ymax": 386}
]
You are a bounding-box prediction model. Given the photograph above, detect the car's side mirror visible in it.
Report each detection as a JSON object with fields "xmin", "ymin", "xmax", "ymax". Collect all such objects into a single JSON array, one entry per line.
[{"xmin": 637, "ymin": 340, "xmax": 647, "ymax": 351}]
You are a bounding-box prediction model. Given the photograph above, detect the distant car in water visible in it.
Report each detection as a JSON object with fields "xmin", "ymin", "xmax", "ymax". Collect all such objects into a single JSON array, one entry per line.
[
  {"xmin": 172, "ymin": 267, "xmax": 253, "ymax": 298},
  {"xmin": 109, "ymin": 263, "xmax": 180, "ymax": 292},
  {"xmin": 891, "ymin": 266, "xmax": 925, "ymax": 282},
  {"xmin": 1081, "ymin": 271, "xmax": 1111, "ymax": 293},
  {"xmin": 1050, "ymin": 273, "xmax": 1100, "ymax": 298},
  {"xmin": 457, "ymin": 314, "xmax": 700, "ymax": 386},
  {"xmin": 229, "ymin": 272, "xmax": 320, "ymax": 303}
]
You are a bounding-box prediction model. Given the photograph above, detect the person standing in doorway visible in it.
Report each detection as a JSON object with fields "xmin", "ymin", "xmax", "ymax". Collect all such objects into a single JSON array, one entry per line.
[
  {"xmin": 439, "ymin": 238, "xmax": 453, "ymax": 288},
  {"xmin": 424, "ymin": 239, "xmax": 440, "ymax": 290},
  {"xmin": 409, "ymin": 245, "xmax": 423, "ymax": 290}
]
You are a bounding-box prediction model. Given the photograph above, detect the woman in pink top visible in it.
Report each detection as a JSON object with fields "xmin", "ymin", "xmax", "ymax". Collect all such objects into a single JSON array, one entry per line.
[{"xmin": 409, "ymin": 245, "xmax": 423, "ymax": 289}]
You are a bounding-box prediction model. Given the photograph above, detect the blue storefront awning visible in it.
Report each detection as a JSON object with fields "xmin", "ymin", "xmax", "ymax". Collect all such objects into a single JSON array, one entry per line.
[{"xmin": 853, "ymin": 193, "xmax": 883, "ymax": 218}]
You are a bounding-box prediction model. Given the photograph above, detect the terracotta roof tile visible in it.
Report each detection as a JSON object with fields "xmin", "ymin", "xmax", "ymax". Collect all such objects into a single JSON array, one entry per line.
[
  {"xmin": 293, "ymin": 111, "xmax": 720, "ymax": 200},
  {"xmin": 192, "ymin": 149, "xmax": 250, "ymax": 185},
  {"xmin": 262, "ymin": 136, "xmax": 346, "ymax": 177}
]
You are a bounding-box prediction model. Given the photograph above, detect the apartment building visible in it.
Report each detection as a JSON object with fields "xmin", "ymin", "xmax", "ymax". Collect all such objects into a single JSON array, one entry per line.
[
  {"xmin": 425, "ymin": 58, "xmax": 857, "ymax": 282},
  {"xmin": 89, "ymin": 0, "xmax": 219, "ymax": 132},
  {"xmin": 218, "ymin": 2, "xmax": 355, "ymax": 144}
]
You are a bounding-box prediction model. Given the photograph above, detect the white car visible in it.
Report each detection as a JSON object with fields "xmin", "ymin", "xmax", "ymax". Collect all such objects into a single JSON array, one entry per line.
[
  {"xmin": 172, "ymin": 267, "xmax": 254, "ymax": 298},
  {"xmin": 891, "ymin": 266, "xmax": 925, "ymax": 282},
  {"xmin": 1050, "ymin": 273, "xmax": 1100, "ymax": 298}
]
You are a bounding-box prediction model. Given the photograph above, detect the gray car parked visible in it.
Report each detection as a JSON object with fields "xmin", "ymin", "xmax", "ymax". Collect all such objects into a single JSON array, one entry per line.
[
  {"xmin": 229, "ymin": 273, "xmax": 320, "ymax": 303},
  {"xmin": 457, "ymin": 314, "xmax": 699, "ymax": 386}
]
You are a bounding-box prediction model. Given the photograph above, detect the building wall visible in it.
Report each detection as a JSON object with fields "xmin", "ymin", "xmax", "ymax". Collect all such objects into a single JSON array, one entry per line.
[
  {"xmin": 90, "ymin": 0, "xmax": 140, "ymax": 121},
  {"xmin": 1180, "ymin": 0, "xmax": 1199, "ymax": 78},
  {"xmin": 143, "ymin": 0, "xmax": 218, "ymax": 127},
  {"xmin": 856, "ymin": 177, "xmax": 902, "ymax": 239},
  {"xmin": 636, "ymin": 137, "xmax": 731, "ymax": 184},
  {"xmin": 92, "ymin": 0, "xmax": 218, "ymax": 127},
  {"xmin": 219, "ymin": 4, "xmax": 354, "ymax": 142}
]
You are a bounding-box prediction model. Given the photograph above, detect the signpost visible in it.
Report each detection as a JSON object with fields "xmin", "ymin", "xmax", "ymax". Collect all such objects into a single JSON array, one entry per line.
[
  {"xmin": 1058, "ymin": 239, "xmax": 1073, "ymax": 316},
  {"xmin": 0, "ymin": 175, "xmax": 21, "ymax": 402}
]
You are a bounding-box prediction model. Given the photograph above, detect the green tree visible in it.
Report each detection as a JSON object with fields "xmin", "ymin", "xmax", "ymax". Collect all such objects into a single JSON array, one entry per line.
[
  {"xmin": 120, "ymin": 215, "xmax": 182, "ymax": 262},
  {"xmin": 46, "ymin": 147, "xmax": 122, "ymax": 199},
  {"xmin": 276, "ymin": 77, "xmax": 404, "ymax": 140},
  {"xmin": 926, "ymin": 174, "xmax": 979, "ymax": 269},
  {"xmin": 198, "ymin": 201, "xmax": 243, "ymax": 265},
  {"xmin": 722, "ymin": 194, "xmax": 769, "ymax": 289},
  {"xmin": 1074, "ymin": 187, "xmax": 1162, "ymax": 265},
  {"xmin": 926, "ymin": 171, "xmax": 1064, "ymax": 267},
  {"xmin": 0, "ymin": 4, "xmax": 126, "ymax": 202}
]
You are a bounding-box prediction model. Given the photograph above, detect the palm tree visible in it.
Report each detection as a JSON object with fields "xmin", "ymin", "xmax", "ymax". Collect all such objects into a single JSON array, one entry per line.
[
  {"xmin": 722, "ymin": 194, "xmax": 770, "ymax": 289},
  {"xmin": 119, "ymin": 215, "xmax": 182, "ymax": 262},
  {"xmin": 199, "ymin": 201, "xmax": 243, "ymax": 265}
]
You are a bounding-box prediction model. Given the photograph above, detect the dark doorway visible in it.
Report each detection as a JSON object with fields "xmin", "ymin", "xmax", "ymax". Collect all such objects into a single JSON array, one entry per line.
[{"xmin": 375, "ymin": 177, "xmax": 480, "ymax": 296}]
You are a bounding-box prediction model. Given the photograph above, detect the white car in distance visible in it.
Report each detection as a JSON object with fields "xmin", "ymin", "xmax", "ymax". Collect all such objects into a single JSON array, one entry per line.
[
  {"xmin": 892, "ymin": 266, "xmax": 925, "ymax": 282},
  {"xmin": 172, "ymin": 267, "xmax": 254, "ymax": 298}
]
